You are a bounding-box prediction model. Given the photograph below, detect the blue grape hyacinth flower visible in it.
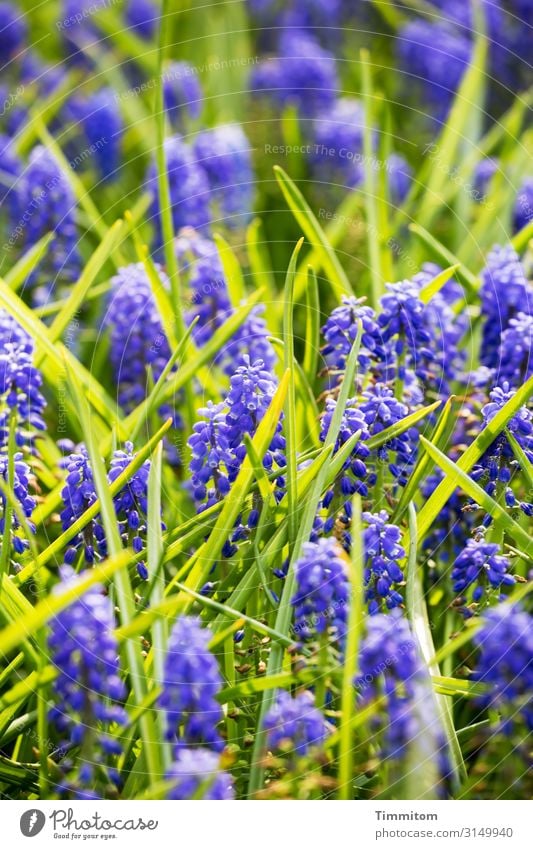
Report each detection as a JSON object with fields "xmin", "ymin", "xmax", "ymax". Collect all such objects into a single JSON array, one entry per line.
[
  {"xmin": 473, "ymin": 603, "xmax": 533, "ymax": 733},
  {"xmin": 263, "ymin": 690, "xmax": 328, "ymax": 757},
  {"xmin": 291, "ymin": 538, "xmax": 349, "ymax": 647},
  {"xmin": 451, "ymin": 537, "xmax": 515, "ymax": 615},
  {"xmin": 363, "ymin": 510, "xmax": 406, "ymax": 614},
  {"xmin": 165, "ymin": 748, "xmax": 235, "ymax": 800},
  {"xmin": 163, "ymin": 61, "xmax": 203, "ymax": 127},
  {"xmin": 48, "ymin": 566, "xmax": 126, "ymax": 797},
  {"xmin": 193, "ymin": 124, "xmax": 255, "ymax": 228},
  {"xmin": 159, "ymin": 616, "xmax": 225, "ymax": 751}
]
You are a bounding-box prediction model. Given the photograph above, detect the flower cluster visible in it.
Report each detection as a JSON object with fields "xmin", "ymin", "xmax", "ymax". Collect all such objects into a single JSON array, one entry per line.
[
  {"xmin": 48, "ymin": 567, "xmax": 126, "ymax": 798},
  {"xmin": 159, "ymin": 616, "xmax": 224, "ymax": 751},
  {"xmin": 193, "ymin": 124, "xmax": 255, "ymax": 228},
  {"xmin": 451, "ymin": 537, "xmax": 515, "ymax": 616},
  {"xmin": 471, "ymin": 383, "xmax": 533, "ymax": 518},
  {"xmin": 165, "ymin": 749, "xmax": 234, "ymax": 800},
  {"xmin": 363, "ymin": 511, "xmax": 406, "ymax": 614},
  {"xmin": 59, "ymin": 442, "xmax": 151, "ymax": 577},
  {"xmin": 65, "ymin": 87, "xmax": 124, "ymax": 183},
  {"xmin": 164, "ymin": 61, "xmax": 203, "ymax": 128},
  {"xmin": 105, "ymin": 263, "xmax": 172, "ymax": 412},
  {"xmin": 14, "ymin": 146, "xmax": 81, "ymax": 300},
  {"xmin": 0, "ymin": 312, "xmax": 46, "ymax": 448},
  {"xmin": 356, "ymin": 610, "xmax": 449, "ymax": 782},
  {"xmin": 320, "ymin": 295, "xmax": 384, "ymax": 381},
  {"xmin": 251, "ymin": 30, "xmax": 338, "ymax": 117},
  {"xmin": 473, "ymin": 603, "xmax": 533, "ymax": 733},
  {"xmin": 291, "ymin": 539, "xmax": 349, "ymax": 648},
  {"xmin": 263, "ymin": 690, "xmax": 328, "ymax": 757},
  {"xmin": 479, "ymin": 246, "xmax": 531, "ymax": 370},
  {"xmin": 146, "ymin": 134, "xmax": 211, "ymax": 249}
]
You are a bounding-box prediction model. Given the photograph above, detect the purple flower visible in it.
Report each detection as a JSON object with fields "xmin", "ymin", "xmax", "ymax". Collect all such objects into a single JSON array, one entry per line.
[
  {"xmin": 164, "ymin": 61, "xmax": 203, "ymax": 127},
  {"xmin": 451, "ymin": 537, "xmax": 515, "ymax": 614},
  {"xmin": 48, "ymin": 566, "xmax": 126, "ymax": 795},
  {"xmin": 498, "ymin": 312, "xmax": 533, "ymax": 386},
  {"xmin": 105, "ymin": 263, "xmax": 171, "ymax": 412},
  {"xmin": 386, "ymin": 153, "xmax": 412, "ymax": 205},
  {"xmin": 125, "ymin": 0, "xmax": 159, "ymax": 39},
  {"xmin": 0, "ymin": 2, "xmax": 26, "ymax": 62},
  {"xmin": 321, "ymin": 296, "xmax": 384, "ymax": 381},
  {"xmin": 356, "ymin": 611, "xmax": 451, "ymax": 786},
  {"xmin": 291, "ymin": 538, "xmax": 349, "ymax": 646},
  {"xmin": 193, "ymin": 124, "xmax": 255, "ymax": 228},
  {"xmin": 108, "ymin": 442, "xmax": 151, "ymax": 580},
  {"xmin": 397, "ymin": 18, "xmax": 471, "ymax": 121},
  {"xmin": 250, "ymin": 30, "xmax": 338, "ymax": 117},
  {"xmin": 480, "ymin": 245, "xmax": 531, "ymax": 369},
  {"xmin": 513, "ymin": 177, "xmax": 533, "ymax": 233},
  {"xmin": 146, "ymin": 134, "xmax": 211, "ymax": 249},
  {"xmin": 377, "ymin": 279, "xmax": 434, "ymax": 384},
  {"xmin": 310, "ymin": 98, "xmax": 367, "ymax": 189},
  {"xmin": 473, "ymin": 158, "xmax": 498, "ymax": 202},
  {"xmin": 0, "ymin": 451, "xmax": 36, "ymax": 553},
  {"xmin": 359, "ymin": 383, "xmax": 417, "ymax": 486},
  {"xmin": 263, "ymin": 690, "xmax": 328, "ymax": 757},
  {"xmin": 15, "ymin": 146, "xmax": 81, "ymax": 300},
  {"xmin": 0, "ymin": 315, "xmax": 46, "ymax": 448},
  {"xmin": 159, "ymin": 616, "xmax": 225, "ymax": 751},
  {"xmin": 471, "ymin": 382, "xmax": 533, "ymax": 517},
  {"xmin": 165, "ymin": 749, "xmax": 234, "ymax": 800},
  {"xmin": 473, "ymin": 603, "xmax": 533, "ymax": 733},
  {"xmin": 363, "ymin": 510, "xmax": 405, "ymax": 614},
  {"xmin": 65, "ymin": 88, "xmax": 123, "ymax": 182}
]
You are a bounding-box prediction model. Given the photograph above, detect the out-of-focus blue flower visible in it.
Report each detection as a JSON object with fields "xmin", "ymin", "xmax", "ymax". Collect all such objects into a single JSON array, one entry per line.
[
  {"xmin": 291, "ymin": 539, "xmax": 349, "ymax": 647},
  {"xmin": 159, "ymin": 616, "xmax": 225, "ymax": 751},
  {"xmin": 473, "ymin": 603, "xmax": 533, "ymax": 732},
  {"xmin": 363, "ymin": 510, "xmax": 405, "ymax": 614},
  {"xmin": 473, "ymin": 158, "xmax": 498, "ymax": 202},
  {"xmin": 125, "ymin": 0, "xmax": 159, "ymax": 39},
  {"xmin": 310, "ymin": 98, "xmax": 366, "ymax": 189},
  {"xmin": 16, "ymin": 145, "xmax": 81, "ymax": 300},
  {"xmin": 356, "ymin": 610, "xmax": 452, "ymax": 787},
  {"xmin": 479, "ymin": 245, "xmax": 531, "ymax": 370},
  {"xmin": 193, "ymin": 124, "xmax": 255, "ymax": 228},
  {"xmin": 66, "ymin": 88, "xmax": 123, "ymax": 182},
  {"xmin": 163, "ymin": 61, "xmax": 203, "ymax": 127},
  {"xmin": 176, "ymin": 228, "xmax": 275, "ymax": 373},
  {"xmin": 513, "ymin": 177, "xmax": 533, "ymax": 233},
  {"xmin": 48, "ymin": 566, "xmax": 126, "ymax": 797},
  {"xmin": 146, "ymin": 134, "xmax": 211, "ymax": 249},
  {"xmin": 106, "ymin": 263, "xmax": 171, "ymax": 413},
  {"xmin": 386, "ymin": 153, "xmax": 412, "ymax": 205},
  {"xmin": 0, "ymin": 134, "xmax": 23, "ymax": 222},
  {"xmin": 250, "ymin": 30, "xmax": 338, "ymax": 117},
  {"xmin": 263, "ymin": 690, "xmax": 328, "ymax": 757},
  {"xmin": 165, "ymin": 749, "xmax": 235, "ymax": 800},
  {"xmin": 451, "ymin": 537, "xmax": 515, "ymax": 614},
  {"xmin": 321, "ymin": 296, "xmax": 384, "ymax": 381},
  {"xmin": 498, "ymin": 312, "xmax": 533, "ymax": 385},
  {"xmin": 397, "ymin": 18, "xmax": 471, "ymax": 121},
  {"xmin": 0, "ymin": 2, "xmax": 26, "ymax": 62}
]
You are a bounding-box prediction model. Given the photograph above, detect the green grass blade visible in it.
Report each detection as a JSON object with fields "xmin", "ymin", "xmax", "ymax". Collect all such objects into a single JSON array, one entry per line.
[{"xmin": 274, "ymin": 165, "xmax": 353, "ymax": 299}]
